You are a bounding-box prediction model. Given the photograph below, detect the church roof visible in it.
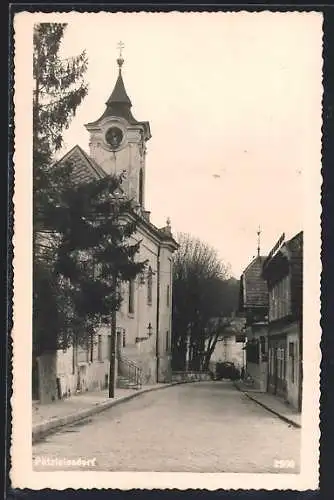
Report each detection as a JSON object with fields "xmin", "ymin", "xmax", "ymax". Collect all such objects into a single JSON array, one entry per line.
[
  {"xmin": 107, "ymin": 70, "xmax": 132, "ymax": 107},
  {"xmin": 55, "ymin": 145, "xmax": 107, "ymax": 183},
  {"xmin": 94, "ymin": 68, "xmax": 141, "ymax": 125}
]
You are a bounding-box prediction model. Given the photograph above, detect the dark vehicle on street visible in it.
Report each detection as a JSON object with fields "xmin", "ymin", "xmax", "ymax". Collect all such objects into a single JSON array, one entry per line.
[{"xmin": 215, "ymin": 362, "xmax": 241, "ymax": 381}]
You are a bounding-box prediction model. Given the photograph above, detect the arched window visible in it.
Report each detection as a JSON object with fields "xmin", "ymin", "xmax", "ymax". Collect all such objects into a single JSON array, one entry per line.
[
  {"xmin": 128, "ymin": 280, "xmax": 135, "ymax": 314},
  {"xmin": 147, "ymin": 266, "xmax": 153, "ymax": 306},
  {"xmin": 139, "ymin": 168, "xmax": 144, "ymax": 206},
  {"xmin": 166, "ymin": 284, "xmax": 170, "ymax": 307}
]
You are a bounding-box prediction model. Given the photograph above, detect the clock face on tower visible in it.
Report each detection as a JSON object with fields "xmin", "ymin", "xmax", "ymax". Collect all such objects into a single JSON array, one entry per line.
[{"xmin": 105, "ymin": 126, "xmax": 124, "ymax": 150}]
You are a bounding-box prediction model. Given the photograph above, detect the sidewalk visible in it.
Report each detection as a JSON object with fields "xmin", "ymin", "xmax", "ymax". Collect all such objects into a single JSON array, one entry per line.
[
  {"xmin": 234, "ymin": 380, "xmax": 301, "ymax": 428},
  {"xmin": 32, "ymin": 383, "xmax": 177, "ymax": 443}
]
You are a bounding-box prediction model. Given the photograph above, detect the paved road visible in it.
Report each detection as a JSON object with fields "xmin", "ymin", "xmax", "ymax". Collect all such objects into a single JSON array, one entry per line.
[{"xmin": 33, "ymin": 381, "xmax": 300, "ymax": 473}]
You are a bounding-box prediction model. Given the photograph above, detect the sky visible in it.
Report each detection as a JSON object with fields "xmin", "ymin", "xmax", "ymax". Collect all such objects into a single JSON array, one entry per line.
[{"xmin": 55, "ymin": 12, "xmax": 322, "ymax": 277}]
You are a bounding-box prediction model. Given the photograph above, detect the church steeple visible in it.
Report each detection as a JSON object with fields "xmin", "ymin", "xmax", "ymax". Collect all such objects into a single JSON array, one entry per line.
[
  {"xmin": 85, "ymin": 42, "xmax": 151, "ymax": 138},
  {"xmin": 106, "ymin": 71, "xmax": 132, "ymax": 108},
  {"xmin": 99, "ymin": 42, "xmax": 137, "ymax": 124},
  {"xmin": 106, "ymin": 42, "xmax": 132, "ymax": 107},
  {"xmin": 85, "ymin": 43, "xmax": 151, "ymax": 205}
]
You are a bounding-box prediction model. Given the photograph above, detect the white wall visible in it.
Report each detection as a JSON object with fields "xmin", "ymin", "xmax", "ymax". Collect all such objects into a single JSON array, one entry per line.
[
  {"xmin": 210, "ymin": 336, "xmax": 244, "ymax": 371},
  {"xmin": 56, "ymin": 325, "xmax": 112, "ymax": 397}
]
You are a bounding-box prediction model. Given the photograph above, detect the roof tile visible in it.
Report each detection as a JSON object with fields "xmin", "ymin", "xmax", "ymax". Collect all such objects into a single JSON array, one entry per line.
[{"xmin": 241, "ymin": 256, "xmax": 268, "ymax": 308}]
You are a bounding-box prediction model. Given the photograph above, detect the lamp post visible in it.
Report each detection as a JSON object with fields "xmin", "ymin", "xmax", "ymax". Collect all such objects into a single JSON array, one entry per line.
[
  {"xmin": 107, "ymin": 175, "xmax": 127, "ymax": 399},
  {"xmin": 185, "ymin": 324, "xmax": 191, "ymax": 373},
  {"xmin": 108, "ymin": 273, "xmax": 117, "ymax": 398}
]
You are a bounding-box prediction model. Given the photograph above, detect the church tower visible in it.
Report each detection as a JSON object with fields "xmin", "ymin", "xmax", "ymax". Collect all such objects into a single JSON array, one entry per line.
[{"xmin": 84, "ymin": 42, "xmax": 151, "ymax": 207}]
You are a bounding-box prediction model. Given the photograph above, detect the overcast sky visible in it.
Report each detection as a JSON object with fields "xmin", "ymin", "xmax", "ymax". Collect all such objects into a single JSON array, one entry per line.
[{"xmin": 55, "ymin": 12, "xmax": 322, "ymax": 277}]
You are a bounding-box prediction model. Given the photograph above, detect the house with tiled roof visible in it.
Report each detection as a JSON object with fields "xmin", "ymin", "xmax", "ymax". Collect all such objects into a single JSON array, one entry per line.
[
  {"xmin": 239, "ymin": 255, "xmax": 269, "ymax": 392},
  {"xmin": 262, "ymin": 231, "xmax": 303, "ymax": 411}
]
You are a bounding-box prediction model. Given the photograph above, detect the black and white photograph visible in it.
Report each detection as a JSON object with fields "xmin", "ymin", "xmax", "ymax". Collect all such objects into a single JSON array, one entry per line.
[{"xmin": 11, "ymin": 11, "xmax": 322, "ymax": 490}]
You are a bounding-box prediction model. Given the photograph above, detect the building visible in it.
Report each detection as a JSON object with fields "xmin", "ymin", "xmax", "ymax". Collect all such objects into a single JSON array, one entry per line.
[
  {"xmin": 207, "ymin": 316, "xmax": 246, "ymax": 376},
  {"xmin": 239, "ymin": 255, "xmax": 269, "ymax": 392},
  {"xmin": 262, "ymin": 231, "xmax": 303, "ymax": 411},
  {"xmin": 35, "ymin": 51, "xmax": 178, "ymax": 403}
]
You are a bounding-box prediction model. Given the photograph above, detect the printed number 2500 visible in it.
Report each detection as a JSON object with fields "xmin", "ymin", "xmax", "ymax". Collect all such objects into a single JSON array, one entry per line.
[{"xmin": 274, "ymin": 459, "xmax": 295, "ymax": 469}]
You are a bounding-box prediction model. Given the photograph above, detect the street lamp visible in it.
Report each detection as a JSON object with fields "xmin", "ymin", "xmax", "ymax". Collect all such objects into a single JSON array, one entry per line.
[{"xmin": 108, "ymin": 272, "xmax": 117, "ymax": 398}]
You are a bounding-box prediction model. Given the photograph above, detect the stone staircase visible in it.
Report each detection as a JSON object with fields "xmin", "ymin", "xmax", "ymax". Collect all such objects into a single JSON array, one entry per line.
[
  {"xmin": 117, "ymin": 355, "xmax": 142, "ymax": 390},
  {"xmin": 117, "ymin": 375, "xmax": 141, "ymax": 390}
]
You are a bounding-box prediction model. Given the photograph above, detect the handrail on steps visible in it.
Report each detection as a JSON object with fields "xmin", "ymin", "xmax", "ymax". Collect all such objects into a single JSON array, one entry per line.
[{"xmin": 118, "ymin": 355, "xmax": 142, "ymax": 389}]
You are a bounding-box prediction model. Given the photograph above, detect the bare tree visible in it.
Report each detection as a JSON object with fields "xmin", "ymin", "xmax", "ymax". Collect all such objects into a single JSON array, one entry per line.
[{"xmin": 172, "ymin": 233, "xmax": 238, "ymax": 371}]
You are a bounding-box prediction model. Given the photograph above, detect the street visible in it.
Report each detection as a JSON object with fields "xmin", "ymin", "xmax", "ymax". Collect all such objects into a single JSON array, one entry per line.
[{"xmin": 33, "ymin": 381, "xmax": 300, "ymax": 473}]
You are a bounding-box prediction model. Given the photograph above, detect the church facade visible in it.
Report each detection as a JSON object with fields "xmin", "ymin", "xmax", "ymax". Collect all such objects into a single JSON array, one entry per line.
[{"xmin": 43, "ymin": 52, "xmax": 178, "ymax": 401}]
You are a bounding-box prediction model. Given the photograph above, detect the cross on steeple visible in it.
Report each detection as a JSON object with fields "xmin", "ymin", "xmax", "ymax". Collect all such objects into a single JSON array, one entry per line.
[
  {"xmin": 117, "ymin": 41, "xmax": 125, "ymax": 58},
  {"xmin": 116, "ymin": 41, "xmax": 125, "ymax": 71}
]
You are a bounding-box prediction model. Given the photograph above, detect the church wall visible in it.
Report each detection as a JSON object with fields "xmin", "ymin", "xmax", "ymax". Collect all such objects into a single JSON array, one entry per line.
[
  {"xmin": 117, "ymin": 228, "xmax": 160, "ymax": 384},
  {"xmin": 88, "ymin": 119, "xmax": 144, "ymax": 204},
  {"xmin": 92, "ymin": 140, "xmax": 131, "ymax": 178},
  {"xmin": 56, "ymin": 347, "xmax": 76, "ymax": 399},
  {"xmin": 55, "ymin": 327, "xmax": 111, "ymax": 399}
]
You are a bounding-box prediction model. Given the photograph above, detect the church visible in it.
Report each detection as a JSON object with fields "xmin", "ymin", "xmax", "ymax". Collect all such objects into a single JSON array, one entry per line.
[{"xmin": 51, "ymin": 48, "xmax": 178, "ymax": 399}]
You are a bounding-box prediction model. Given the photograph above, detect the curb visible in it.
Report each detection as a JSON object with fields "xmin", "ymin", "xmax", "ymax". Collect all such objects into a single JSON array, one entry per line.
[
  {"xmin": 233, "ymin": 382, "xmax": 301, "ymax": 429},
  {"xmin": 32, "ymin": 381, "xmax": 190, "ymax": 443}
]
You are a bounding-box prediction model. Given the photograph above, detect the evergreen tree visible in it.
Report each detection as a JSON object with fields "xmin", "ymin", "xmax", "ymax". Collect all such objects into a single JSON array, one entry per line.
[
  {"xmin": 33, "ymin": 23, "xmax": 88, "ymax": 356},
  {"xmin": 33, "ymin": 23, "xmax": 147, "ymax": 357},
  {"xmin": 33, "ymin": 22, "xmax": 88, "ymax": 231},
  {"xmin": 54, "ymin": 173, "xmax": 147, "ymax": 338}
]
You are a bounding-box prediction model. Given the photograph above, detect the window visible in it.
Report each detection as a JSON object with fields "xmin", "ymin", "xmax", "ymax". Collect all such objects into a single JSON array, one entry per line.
[
  {"xmin": 147, "ymin": 267, "xmax": 153, "ymax": 306},
  {"xmin": 122, "ymin": 330, "xmax": 126, "ymax": 348},
  {"xmin": 260, "ymin": 336, "xmax": 266, "ymax": 355},
  {"xmin": 289, "ymin": 342, "xmax": 295, "ymax": 383},
  {"xmin": 107, "ymin": 335, "xmax": 111, "ymax": 361},
  {"xmin": 139, "ymin": 168, "xmax": 144, "ymax": 206},
  {"xmin": 277, "ymin": 347, "xmax": 286, "ymax": 380},
  {"xmin": 166, "ymin": 284, "xmax": 170, "ymax": 307},
  {"xmin": 128, "ymin": 280, "xmax": 135, "ymax": 314},
  {"xmin": 278, "ymin": 282, "xmax": 282, "ymax": 318},
  {"xmin": 86, "ymin": 338, "xmax": 90, "ymax": 362},
  {"xmin": 269, "ymin": 348, "xmax": 274, "ymax": 376},
  {"xmin": 269, "ymin": 286, "xmax": 278, "ymax": 321},
  {"xmin": 283, "ymin": 275, "xmax": 291, "ymax": 316},
  {"xmin": 98, "ymin": 335, "xmax": 102, "ymax": 362},
  {"xmin": 269, "ymin": 276, "xmax": 291, "ymax": 321},
  {"xmin": 166, "ymin": 331, "xmax": 169, "ymax": 352},
  {"xmin": 89, "ymin": 334, "xmax": 94, "ymax": 363}
]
